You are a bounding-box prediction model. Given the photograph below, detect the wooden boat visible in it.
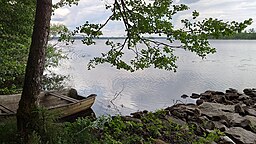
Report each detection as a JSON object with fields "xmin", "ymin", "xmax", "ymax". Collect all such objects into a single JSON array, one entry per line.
[{"xmin": 0, "ymin": 88, "xmax": 96, "ymax": 118}]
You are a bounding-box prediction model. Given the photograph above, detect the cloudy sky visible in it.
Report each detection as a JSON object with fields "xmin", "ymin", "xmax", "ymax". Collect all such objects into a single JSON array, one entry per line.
[{"xmin": 52, "ymin": 0, "xmax": 256, "ymax": 36}]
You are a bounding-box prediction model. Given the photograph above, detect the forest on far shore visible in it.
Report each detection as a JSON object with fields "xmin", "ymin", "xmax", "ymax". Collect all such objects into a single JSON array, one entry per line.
[
  {"xmin": 56, "ymin": 28, "xmax": 256, "ymax": 40},
  {"xmin": 209, "ymin": 28, "xmax": 256, "ymax": 39}
]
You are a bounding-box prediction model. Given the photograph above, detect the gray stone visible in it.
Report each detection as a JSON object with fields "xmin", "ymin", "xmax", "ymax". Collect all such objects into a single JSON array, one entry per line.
[
  {"xmin": 200, "ymin": 92, "xmax": 212, "ymax": 99},
  {"xmin": 168, "ymin": 116, "xmax": 186, "ymax": 126},
  {"xmin": 198, "ymin": 102, "xmax": 235, "ymax": 117},
  {"xmin": 213, "ymin": 121, "xmax": 227, "ymax": 132},
  {"xmin": 244, "ymin": 107, "xmax": 256, "ymax": 117},
  {"xmin": 196, "ymin": 99, "xmax": 204, "ymax": 106},
  {"xmin": 225, "ymin": 127, "xmax": 256, "ymax": 144},
  {"xmin": 225, "ymin": 92, "xmax": 239, "ymax": 100},
  {"xmin": 226, "ymin": 88, "xmax": 238, "ymax": 93},
  {"xmin": 238, "ymin": 94, "xmax": 250, "ymax": 100},
  {"xmin": 226, "ymin": 113, "xmax": 256, "ymax": 132},
  {"xmin": 220, "ymin": 136, "xmax": 236, "ymax": 144},
  {"xmin": 215, "ymin": 91, "xmax": 225, "ymax": 95},
  {"xmin": 234, "ymin": 104, "xmax": 245, "ymax": 116},
  {"xmin": 244, "ymin": 88, "xmax": 256, "ymax": 97},
  {"xmin": 190, "ymin": 93, "xmax": 200, "ymax": 99}
]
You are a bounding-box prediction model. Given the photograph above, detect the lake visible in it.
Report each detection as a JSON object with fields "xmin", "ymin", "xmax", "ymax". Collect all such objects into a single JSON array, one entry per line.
[{"xmin": 51, "ymin": 40, "xmax": 256, "ymax": 116}]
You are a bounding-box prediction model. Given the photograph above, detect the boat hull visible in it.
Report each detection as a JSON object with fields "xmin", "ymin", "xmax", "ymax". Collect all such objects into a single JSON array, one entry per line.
[{"xmin": 0, "ymin": 89, "xmax": 96, "ymax": 118}]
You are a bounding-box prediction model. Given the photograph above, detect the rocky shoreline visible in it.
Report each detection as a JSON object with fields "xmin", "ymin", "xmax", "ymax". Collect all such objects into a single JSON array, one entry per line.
[{"xmin": 123, "ymin": 88, "xmax": 256, "ymax": 144}]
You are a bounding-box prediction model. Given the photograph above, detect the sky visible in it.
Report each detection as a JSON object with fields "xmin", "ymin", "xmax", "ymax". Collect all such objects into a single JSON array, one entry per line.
[{"xmin": 52, "ymin": 0, "xmax": 256, "ymax": 36}]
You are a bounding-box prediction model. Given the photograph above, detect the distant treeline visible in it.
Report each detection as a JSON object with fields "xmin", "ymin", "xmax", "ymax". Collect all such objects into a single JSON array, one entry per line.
[
  {"xmin": 51, "ymin": 29, "xmax": 256, "ymax": 40},
  {"xmin": 209, "ymin": 28, "xmax": 256, "ymax": 40}
]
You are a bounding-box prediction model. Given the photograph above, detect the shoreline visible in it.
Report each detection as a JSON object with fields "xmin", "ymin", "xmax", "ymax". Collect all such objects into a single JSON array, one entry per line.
[{"xmin": 120, "ymin": 88, "xmax": 256, "ymax": 143}]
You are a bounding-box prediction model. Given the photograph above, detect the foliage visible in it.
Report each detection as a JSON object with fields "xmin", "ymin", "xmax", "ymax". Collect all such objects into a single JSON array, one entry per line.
[
  {"xmin": 0, "ymin": 0, "xmax": 35, "ymax": 94},
  {"xmin": 42, "ymin": 44, "xmax": 68, "ymax": 91},
  {"xmin": 0, "ymin": 109, "xmax": 224, "ymax": 144},
  {"xmin": 0, "ymin": 117, "xmax": 18, "ymax": 143},
  {"xmin": 209, "ymin": 28, "xmax": 256, "ymax": 39},
  {"xmin": 0, "ymin": 1, "xmax": 68, "ymax": 94},
  {"xmin": 58, "ymin": 0, "xmax": 253, "ymax": 72}
]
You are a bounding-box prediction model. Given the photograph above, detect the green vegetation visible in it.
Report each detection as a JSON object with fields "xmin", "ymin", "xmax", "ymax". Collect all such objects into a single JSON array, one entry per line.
[
  {"xmin": 0, "ymin": 0, "xmax": 67, "ymax": 94},
  {"xmin": 0, "ymin": 0, "xmax": 252, "ymax": 142},
  {"xmin": 0, "ymin": 0, "xmax": 35, "ymax": 94},
  {"xmin": 209, "ymin": 28, "xmax": 256, "ymax": 39},
  {"xmin": 0, "ymin": 109, "xmax": 224, "ymax": 144}
]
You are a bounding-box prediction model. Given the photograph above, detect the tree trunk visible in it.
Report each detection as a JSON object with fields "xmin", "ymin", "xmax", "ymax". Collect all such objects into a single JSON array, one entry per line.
[{"xmin": 16, "ymin": 0, "xmax": 52, "ymax": 142}]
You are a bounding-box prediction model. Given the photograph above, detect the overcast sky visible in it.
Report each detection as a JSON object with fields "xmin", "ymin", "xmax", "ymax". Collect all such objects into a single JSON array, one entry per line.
[{"xmin": 52, "ymin": 0, "xmax": 256, "ymax": 36}]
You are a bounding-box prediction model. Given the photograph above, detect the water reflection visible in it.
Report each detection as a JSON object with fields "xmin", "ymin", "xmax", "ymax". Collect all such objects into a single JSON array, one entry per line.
[{"xmin": 51, "ymin": 40, "xmax": 256, "ymax": 116}]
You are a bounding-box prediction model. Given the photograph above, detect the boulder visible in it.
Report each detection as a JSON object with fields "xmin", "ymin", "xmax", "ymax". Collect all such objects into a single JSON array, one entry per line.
[
  {"xmin": 244, "ymin": 107, "xmax": 256, "ymax": 117},
  {"xmin": 243, "ymin": 88, "xmax": 256, "ymax": 97},
  {"xmin": 225, "ymin": 92, "xmax": 239, "ymax": 101},
  {"xmin": 196, "ymin": 99, "xmax": 204, "ymax": 106},
  {"xmin": 225, "ymin": 127, "xmax": 256, "ymax": 144},
  {"xmin": 190, "ymin": 93, "xmax": 200, "ymax": 99},
  {"xmin": 226, "ymin": 88, "xmax": 238, "ymax": 93},
  {"xmin": 234, "ymin": 104, "xmax": 245, "ymax": 116},
  {"xmin": 220, "ymin": 136, "xmax": 236, "ymax": 144}
]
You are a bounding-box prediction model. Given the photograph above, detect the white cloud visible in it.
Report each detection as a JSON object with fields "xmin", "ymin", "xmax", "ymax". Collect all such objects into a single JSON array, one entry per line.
[
  {"xmin": 51, "ymin": 0, "xmax": 256, "ymax": 36},
  {"xmin": 55, "ymin": 8, "xmax": 70, "ymax": 16}
]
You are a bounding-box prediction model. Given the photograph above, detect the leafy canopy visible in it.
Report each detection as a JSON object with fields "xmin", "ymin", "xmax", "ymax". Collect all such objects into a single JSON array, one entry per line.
[
  {"xmin": 0, "ymin": 0, "xmax": 35, "ymax": 94},
  {"xmin": 60, "ymin": 0, "xmax": 252, "ymax": 72},
  {"xmin": 0, "ymin": 1, "xmax": 68, "ymax": 94}
]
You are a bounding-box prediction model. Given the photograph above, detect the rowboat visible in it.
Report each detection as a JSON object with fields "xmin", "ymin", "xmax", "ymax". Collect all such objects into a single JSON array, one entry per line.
[{"xmin": 0, "ymin": 88, "xmax": 96, "ymax": 118}]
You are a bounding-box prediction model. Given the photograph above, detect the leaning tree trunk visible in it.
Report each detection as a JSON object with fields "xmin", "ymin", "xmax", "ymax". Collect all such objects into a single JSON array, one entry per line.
[{"xmin": 16, "ymin": 0, "xmax": 52, "ymax": 142}]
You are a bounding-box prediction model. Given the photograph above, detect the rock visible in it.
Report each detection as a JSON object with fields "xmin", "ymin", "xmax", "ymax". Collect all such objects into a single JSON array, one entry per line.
[
  {"xmin": 204, "ymin": 121, "xmax": 215, "ymax": 130},
  {"xmin": 214, "ymin": 96, "xmax": 227, "ymax": 104},
  {"xmin": 219, "ymin": 119, "xmax": 229, "ymax": 127},
  {"xmin": 196, "ymin": 99, "xmax": 204, "ymax": 106},
  {"xmin": 244, "ymin": 88, "xmax": 256, "ymax": 97},
  {"xmin": 198, "ymin": 102, "xmax": 235, "ymax": 115},
  {"xmin": 226, "ymin": 88, "xmax": 238, "ymax": 93},
  {"xmin": 186, "ymin": 103, "xmax": 196, "ymax": 106},
  {"xmin": 244, "ymin": 107, "xmax": 256, "ymax": 117},
  {"xmin": 143, "ymin": 110, "xmax": 148, "ymax": 114},
  {"xmin": 215, "ymin": 91, "xmax": 225, "ymax": 95},
  {"xmin": 200, "ymin": 92, "xmax": 212, "ymax": 99},
  {"xmin": 225, "ymin": 92, "xmax": 239, "ymax": 101},
  {"xmin": 226, "ymin": 113, "xmax": 256, "ymax": 132},
  {"xmin": 121, "ymin": 116, "xmax": 142, "ymax": 123},
  {"xmin": 190, "ymin": 93, "xmax": 200, "ymax": 99},
  {"xmin": 171, "ymin": 110, "xmax": 187, "ymax": 120},
  {"xmin": 243, "ymin": 99, "xmax": 255, "ymax": 106},
  {"xmin": 225, "ymin": 127, "xmax": 256, "ymax": 144},
  {"xmin": 212, "ymin": 121, "xmax": 227, "ymax": 132},
  {"xmin": 234, "ymin": 104, "xmax": 245, "ymax": 116},
  {"xmin": 220, "ymin": 136, "xmax": 236, "ymax": 144},
  {"xmin": 131, "ymin": 111, "xmax": 144, "ymax": 119},
  {"xmin": 189, "ymin": 122, "xmax": 204, "ymax": 135},
  {"xmin": 243, "ymin": 88, "xmax": 253, "ymax": 94},
  {"xmin": 181, "ymin": 94, "xmax": 189, "ymax": 99},
  {"xmin": 238, "ymin": 94, "xmax": 250, "ymax": 101},
  {"xmin": 167, "ymin": 116, "xmax": 186, "ymax": 126}
]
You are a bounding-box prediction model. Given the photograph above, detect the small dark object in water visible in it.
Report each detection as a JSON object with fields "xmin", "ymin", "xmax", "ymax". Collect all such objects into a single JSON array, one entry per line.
[{"xmin": 181, "ymin": 94, "xmax": 189, "ymax": 99}]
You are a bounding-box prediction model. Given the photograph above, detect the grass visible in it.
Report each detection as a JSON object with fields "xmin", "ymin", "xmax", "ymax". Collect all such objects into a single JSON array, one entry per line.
[{"xmin": 0, "ymin": 109, "xmax": 223, "ymax": 144}]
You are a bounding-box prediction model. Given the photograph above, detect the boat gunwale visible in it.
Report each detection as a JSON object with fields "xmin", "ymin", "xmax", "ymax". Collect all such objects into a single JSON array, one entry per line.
[{"xmin": 0, "ymin": 93, "xmax": 96, "ymax": 117}]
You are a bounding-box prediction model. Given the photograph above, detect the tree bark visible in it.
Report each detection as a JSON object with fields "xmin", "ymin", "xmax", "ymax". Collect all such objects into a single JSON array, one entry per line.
[{"xmin": 16, "ymin": 0, "xmax": 52, "ymax": 142}]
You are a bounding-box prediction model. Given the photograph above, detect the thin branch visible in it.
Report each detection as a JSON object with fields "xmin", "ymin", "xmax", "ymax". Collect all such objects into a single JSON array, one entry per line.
[
  {"xmin": 110, "ymin": 84, "xmax": 125, "ymax": 103},
  {"xmin": 96, "ymin": 14, "xmax": 114, "ymax": 34},
  {"xmin": 141, "ymin": 37, "xmax": 184, "ymax": 49}
]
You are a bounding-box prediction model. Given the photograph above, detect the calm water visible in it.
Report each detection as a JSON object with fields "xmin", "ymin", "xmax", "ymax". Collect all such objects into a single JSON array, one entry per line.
[{"xmin": 52, "ymin": 40, "xmax": 256, "ymax": 116}]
